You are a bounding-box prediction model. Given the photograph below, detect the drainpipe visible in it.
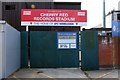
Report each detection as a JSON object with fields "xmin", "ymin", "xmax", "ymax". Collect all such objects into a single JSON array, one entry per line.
[{"xmin": 103, "ymin": 0, "xmax": 106, "ymax": 28}]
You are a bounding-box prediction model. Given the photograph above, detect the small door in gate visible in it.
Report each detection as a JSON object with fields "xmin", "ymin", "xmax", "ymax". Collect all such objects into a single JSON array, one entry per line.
[{"xmin": 81, "ymin": 30, "xmax": 99, "ymax": 70}]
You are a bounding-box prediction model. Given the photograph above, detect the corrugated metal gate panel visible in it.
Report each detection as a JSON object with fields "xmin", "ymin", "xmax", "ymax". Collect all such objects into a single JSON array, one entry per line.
[
  {"xmin": 30, "ymin": 31, "xmax": 59, "ymax": 68},
  {"xmin": 81, "ymin": 30, "xmax": 99, "ymax": 70},
  {"xmin": 21, "ymin": 32, "xmax": 28, "ymax": 68},
  {"xmin": 113, "ymin": 37, "xmax": 119, "ymax": 65},
  {"xmin": 30, "ymin": 31, "xmax": 79, "ymax": 68},
  {"xmin": 58, "ymin": 50, "xmax": 79, "ymax": 68},
  {"xmin": 112, "ymin": 21, "xmax": 120, "ymax": 67},
  {"xmin": 99, "ymin": 36, "xmax": 113, "ymax": 67}
]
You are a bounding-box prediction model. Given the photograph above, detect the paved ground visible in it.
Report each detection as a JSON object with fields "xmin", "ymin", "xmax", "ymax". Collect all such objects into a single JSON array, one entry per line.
[
  {"xmin": 85, "ymin": 69, "xmax": 118, "ymax": 78},
  {"xmin": 7, "ymin": 68, "xmax": 119, "ymax": 79},
  {"xmin": 118, "ymin": 70, "xmax": 120, "ymax": 80}
]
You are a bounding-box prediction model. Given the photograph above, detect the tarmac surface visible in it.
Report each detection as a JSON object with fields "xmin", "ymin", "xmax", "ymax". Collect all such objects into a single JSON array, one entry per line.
[{"xmin": 7, "ymin": 68, "xmax": 119, "ymax": 80}]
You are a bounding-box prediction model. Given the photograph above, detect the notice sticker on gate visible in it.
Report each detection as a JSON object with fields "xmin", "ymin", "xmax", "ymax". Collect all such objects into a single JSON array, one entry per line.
[
  {"xmin": 58, "ymin": 44, "xmax": 70, "ymax": 49},
  {"xmin": 57, "ymin": 32, "xmax": 77, "ymax": 49},
  {"xmin": 70, "ymin": 44, "xmax": 76, "ymax": 48}
]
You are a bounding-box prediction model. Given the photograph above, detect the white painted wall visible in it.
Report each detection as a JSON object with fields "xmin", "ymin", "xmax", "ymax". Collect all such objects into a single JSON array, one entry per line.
[
  {"xmin": 106, "ymin": 14, "xmax": 112, "ymax": 28},
  {"xmin": 0, "ymin": 22, "xmax": 20, "ymax": 79},
  {"xmin": 0, "ymin": 24, "xmax": 5, "ymax": 79},
  {"xmin": 4, "ymin": 23, "xmax": 20, "ymax": 78},
  {"xmin": 119, "ymin": 1, "xmax": 120, "ymax": 10},
  {"xmin": 0, "ymin": 31, "xmax": 3, "ymax": 79}
]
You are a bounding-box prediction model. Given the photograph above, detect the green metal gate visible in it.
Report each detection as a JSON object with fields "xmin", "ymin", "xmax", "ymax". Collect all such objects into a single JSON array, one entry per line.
[
  {"xmin": 30, "ymin": 31, "xmax": 79, "ymax": 68},
  {"xmin": 21, "ymin": 32, "xmax": 28, "ymax": 68},
  {"xmin": 81, "ymin": 30, "xmax": 99, "ymax": 70}
]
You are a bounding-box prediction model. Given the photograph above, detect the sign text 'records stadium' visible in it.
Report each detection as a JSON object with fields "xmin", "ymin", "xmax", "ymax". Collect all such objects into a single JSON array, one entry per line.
[{"xmin": 34, "ymin": 13, "xmax": 75, "ymax": 21}]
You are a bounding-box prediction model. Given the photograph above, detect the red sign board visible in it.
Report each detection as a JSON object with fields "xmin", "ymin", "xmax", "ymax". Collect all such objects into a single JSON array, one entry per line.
[{"xmin": 21, "ymin": 9, "xmax": 87, "ymax": 26}]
